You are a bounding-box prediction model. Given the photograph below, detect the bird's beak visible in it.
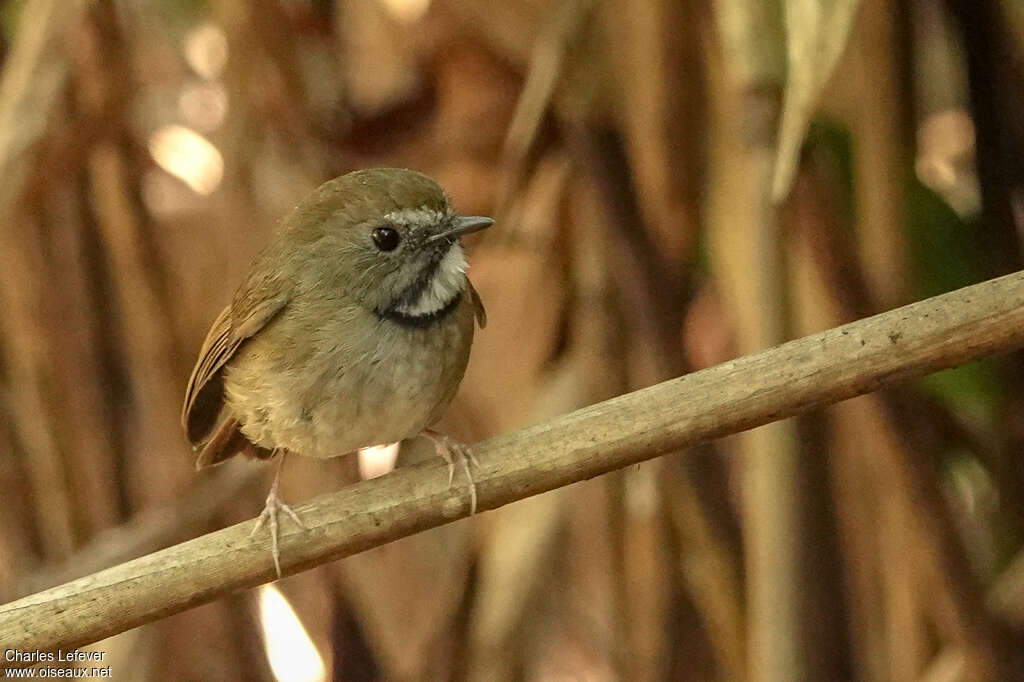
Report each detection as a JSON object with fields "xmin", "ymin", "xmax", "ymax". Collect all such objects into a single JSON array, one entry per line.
[{"xmin": 428, "ymin": 216, "xmax": 494, "ymax": 243}]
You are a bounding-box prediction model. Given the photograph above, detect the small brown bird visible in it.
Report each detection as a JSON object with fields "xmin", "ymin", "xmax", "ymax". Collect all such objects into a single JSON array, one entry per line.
[{"xmin": 181, "ymin": 168, "xmax": 491, "ymax": 576}]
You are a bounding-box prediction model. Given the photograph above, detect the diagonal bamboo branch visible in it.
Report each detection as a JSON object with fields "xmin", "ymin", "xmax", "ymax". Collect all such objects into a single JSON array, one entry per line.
[{"xmin": 4, "ymin": 270, "xmax": 1024, "ymax": 666}]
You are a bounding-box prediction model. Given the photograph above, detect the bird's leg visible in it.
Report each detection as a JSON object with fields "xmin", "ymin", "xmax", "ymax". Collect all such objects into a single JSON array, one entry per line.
[
  {"xmin": 250, "ymin": 450, "xmax": 306, "ymax": 578},
  {"xmin": 421, "ymin": 429, "xmax": 478, "ymax": 514}
]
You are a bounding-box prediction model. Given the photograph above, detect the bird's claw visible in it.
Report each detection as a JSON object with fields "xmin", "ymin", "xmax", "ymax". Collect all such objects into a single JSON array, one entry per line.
[
  {"xmin": 251, "ymin": 489, "xmax": 306, "ymax": 579},
  {"xmin": 424, "ymin": 431, "xmax": 478, "ymax": 514}
]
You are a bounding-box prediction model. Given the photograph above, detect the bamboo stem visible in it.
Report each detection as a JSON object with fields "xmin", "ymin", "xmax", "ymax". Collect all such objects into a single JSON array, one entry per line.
[{"xmin": 4, "ymin": 269, "xmax": 1024, "ymax": 665}]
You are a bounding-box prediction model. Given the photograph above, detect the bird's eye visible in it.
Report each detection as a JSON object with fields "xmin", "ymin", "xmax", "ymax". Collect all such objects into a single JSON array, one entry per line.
[{"xmin": 371, "ymin": 226, "xmax": 401, "ymax": 251}]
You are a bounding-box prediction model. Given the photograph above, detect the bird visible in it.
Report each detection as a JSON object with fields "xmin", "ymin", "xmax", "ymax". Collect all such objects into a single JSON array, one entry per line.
[{"xmin": 181, "ymin": 168, "xmax": 491, "ymax": 577}]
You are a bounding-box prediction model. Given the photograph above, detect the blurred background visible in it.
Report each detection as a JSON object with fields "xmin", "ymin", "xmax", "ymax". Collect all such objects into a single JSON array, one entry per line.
[{"xmin": 1, "ymin": 0, "xmax": 1024, "ymax": 680}]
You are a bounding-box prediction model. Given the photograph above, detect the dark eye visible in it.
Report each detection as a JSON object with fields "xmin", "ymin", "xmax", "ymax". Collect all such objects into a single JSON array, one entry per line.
[{"xmin": 371, "ymin": 226, "xmax": 401, "ymax": 251}]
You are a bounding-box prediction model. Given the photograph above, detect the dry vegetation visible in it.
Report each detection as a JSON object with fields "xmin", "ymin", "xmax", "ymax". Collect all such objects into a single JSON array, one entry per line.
[{"xmin": 1, "ymin": 0, "xmax": 1023, "ymax": 680}]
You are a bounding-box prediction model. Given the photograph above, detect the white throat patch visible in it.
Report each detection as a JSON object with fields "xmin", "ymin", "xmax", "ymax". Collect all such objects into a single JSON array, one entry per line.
[{"xmin": 394, "ymin": 243, "xmax": 467, "ymax": 317}]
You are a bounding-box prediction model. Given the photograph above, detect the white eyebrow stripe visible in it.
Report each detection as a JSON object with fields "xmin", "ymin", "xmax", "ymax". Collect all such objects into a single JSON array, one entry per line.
[{"xmin": 384, "ymin": 207, "xmax": 450, "ymax": 227}]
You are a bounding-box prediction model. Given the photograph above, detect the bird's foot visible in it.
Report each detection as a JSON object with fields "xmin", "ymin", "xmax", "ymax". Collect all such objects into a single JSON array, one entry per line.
[
  {"xmin": 422, "ymin": 429, "xmax": 478, "ymax": 514},
  {"xmin": 250, "ymin": 482, "xmax": 306, "ymax": 579}
]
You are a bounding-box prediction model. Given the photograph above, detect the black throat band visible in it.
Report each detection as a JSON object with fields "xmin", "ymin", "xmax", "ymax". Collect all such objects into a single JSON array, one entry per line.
[{"xmin": 378, "ymin": 290, "xmax": 462, "ymax": 329}]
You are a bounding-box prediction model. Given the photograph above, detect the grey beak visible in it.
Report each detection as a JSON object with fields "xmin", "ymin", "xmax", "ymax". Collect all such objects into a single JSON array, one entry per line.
[{"xmin": 428, "ymin": 216, "xmax": 494, "ymax": 242}]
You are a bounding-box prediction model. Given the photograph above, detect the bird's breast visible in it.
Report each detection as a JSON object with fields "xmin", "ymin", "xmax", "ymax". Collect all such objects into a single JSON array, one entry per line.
[{"xmin": 224, "ymin": 292, "xmax": 475, "ymax": 458}]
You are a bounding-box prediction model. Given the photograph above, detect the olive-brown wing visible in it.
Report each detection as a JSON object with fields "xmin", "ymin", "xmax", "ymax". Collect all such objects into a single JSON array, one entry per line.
[
  {"xmin": 469, "ymin": 278, "xmax": 487, "ymax": 329},
  {"xmin": 181, "ymin": 293, "xmax": 289, "ymax": 447}
]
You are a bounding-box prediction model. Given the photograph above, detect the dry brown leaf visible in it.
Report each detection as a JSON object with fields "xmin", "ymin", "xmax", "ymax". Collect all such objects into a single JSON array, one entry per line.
[
  {"xmin": 334, "ymin": 479, "xmax": 473, "ymax": 680},
  {"xmin": 604, "ymin": 0, "xmax": 705, "ymax": 263},
  {"xmin": 550, "ymin": 479, "xmax": 620, "ymax": 678},
  {"xmin": 466, "ymin": 493, "xmax": 565, "ymax": 682},
  {"xmin": 337, "ymin": 0, "xmax": 422, "ymax": 116},
  {"xmin": 456, "ymin": 154, "xmax": 570, "ymax": 433},
  {"xmin": 0, "ymin": 0, "xmax": 89, "ymax": 214},
  {"xmin": 772, "ymin": 0, "xmax": 862, "ymax": 200},
  {"xmin": 274, "ymin": 568, "xmax": 339, "ymax": 678}
]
